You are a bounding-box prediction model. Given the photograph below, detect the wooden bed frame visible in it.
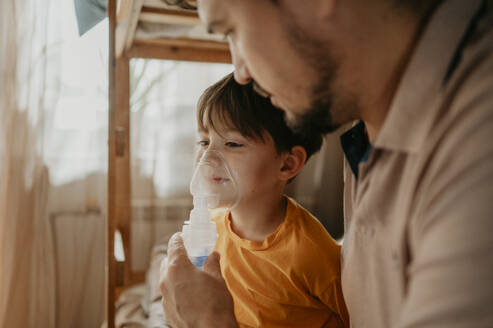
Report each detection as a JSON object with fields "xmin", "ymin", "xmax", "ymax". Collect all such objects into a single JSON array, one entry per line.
[{"xmin": 106, "ymin": 1, "xmax": 231, "ymax": 326}]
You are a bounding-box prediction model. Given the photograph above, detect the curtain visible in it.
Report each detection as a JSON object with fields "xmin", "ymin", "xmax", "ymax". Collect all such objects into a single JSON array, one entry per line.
[
  {"xmin": 0, "ymin": 0, "xmax": 108, "ymax": 326},
  {"xmin": 0, "ymin": 0, "xmax": 58, "ymax": 327}
]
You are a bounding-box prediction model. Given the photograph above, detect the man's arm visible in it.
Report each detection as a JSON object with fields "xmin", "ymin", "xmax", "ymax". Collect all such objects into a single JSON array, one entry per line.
[{"xmin": 159, "ymin": 233, "xmax": 238, "ymax": 328}]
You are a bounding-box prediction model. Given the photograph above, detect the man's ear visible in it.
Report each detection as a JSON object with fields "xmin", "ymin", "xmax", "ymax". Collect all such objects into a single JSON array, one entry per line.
[{"xmin": 279, "ymin": 146, "xmax": 307, "ymax": 181}]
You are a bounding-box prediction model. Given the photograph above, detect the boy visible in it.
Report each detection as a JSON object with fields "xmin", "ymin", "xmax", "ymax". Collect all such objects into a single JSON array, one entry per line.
[{"xmin": 195, "ymin": 73, "xmax": 349, "ymax": 328}]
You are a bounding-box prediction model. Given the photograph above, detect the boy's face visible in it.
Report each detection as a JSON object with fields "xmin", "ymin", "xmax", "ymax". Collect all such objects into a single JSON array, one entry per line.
[{"xmin": 197, "ymin": 126, "xmax": 286, "ymax": 206}]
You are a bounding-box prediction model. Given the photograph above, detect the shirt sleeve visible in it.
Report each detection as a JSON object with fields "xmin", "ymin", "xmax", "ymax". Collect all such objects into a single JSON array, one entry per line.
[
  {"xmin": 397, "ymin": 69, "xmax": 493, "ymax": 327},
  {"xmin": 317, "ymin": 278, "xmax": 350, "ymax": 328},
  {"xmin": 302, "ymin": 234, "xmax": 349, "ymax": 328}
]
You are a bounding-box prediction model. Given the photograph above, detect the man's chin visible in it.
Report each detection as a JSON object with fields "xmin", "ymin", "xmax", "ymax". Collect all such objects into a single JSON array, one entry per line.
[{"xmin": 286, "ymin": 107, "xmax": 339, "ymax": 136}]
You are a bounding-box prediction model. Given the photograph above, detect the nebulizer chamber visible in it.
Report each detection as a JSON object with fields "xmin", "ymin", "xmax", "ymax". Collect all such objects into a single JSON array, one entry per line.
[{"xmin": 182, "ymin": 149, "xmax": 239, "ymax": 269}]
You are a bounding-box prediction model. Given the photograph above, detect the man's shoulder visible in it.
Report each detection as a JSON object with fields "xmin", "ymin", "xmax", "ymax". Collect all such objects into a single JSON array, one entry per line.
[
  {"xmin": 426, "ymin": 26, "xmax": 493, "ymax": 159},
  {"xmin": 416, "ymin": 6, "xmax": 493, "ymax": 168},
  {"xmin": 439, "ymin": 3, "xmax": 493, "ymax": 130}
]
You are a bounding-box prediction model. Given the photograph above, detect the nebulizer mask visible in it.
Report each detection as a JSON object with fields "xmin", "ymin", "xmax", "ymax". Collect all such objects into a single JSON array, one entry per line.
[{"xmin": 181, "ymin": 149, "xmax": 240, "ymax": 269}]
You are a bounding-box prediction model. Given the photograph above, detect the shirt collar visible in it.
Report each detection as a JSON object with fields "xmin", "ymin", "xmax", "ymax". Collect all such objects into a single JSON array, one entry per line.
[
  {"xmin": 340, "ymin": 121, "xmax": 371, "ymax": 179},
  {"xmin": 373, "ymin": 0, "xmax": 485, "ymax": 153}
]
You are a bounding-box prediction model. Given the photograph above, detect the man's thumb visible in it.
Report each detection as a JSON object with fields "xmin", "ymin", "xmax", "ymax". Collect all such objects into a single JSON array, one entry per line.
[
  {"xmin": 166, "ymin": 232, "xmax": 193, "ymax": 268},
  {"xmin": 203, "ymin": 251, "xmax": 223, "ymax": 279}
]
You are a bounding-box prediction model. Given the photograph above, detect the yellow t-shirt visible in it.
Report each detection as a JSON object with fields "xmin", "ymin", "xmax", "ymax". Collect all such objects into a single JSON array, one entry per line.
[{"xmin": 212, "ymin": 196, "xmax": 349, "ymax": 328}]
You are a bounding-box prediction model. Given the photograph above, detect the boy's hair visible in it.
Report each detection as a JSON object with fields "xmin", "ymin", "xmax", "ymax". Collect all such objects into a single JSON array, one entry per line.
[{"xmin": 197, "ymin": 73, "xmax": 323, "ymax": 161}]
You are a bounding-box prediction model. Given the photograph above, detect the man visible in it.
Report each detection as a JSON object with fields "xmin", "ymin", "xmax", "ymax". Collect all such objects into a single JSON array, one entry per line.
[{"xmin": 160, "ymin": 0, "xmax": 493, "ymax": 327}]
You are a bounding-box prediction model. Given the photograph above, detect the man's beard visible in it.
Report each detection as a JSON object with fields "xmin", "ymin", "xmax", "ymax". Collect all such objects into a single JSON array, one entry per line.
[
  {"xmin": 280, "ymin": 27, "xmax": 338, "ymax": 137},
  {"xmin": 281, "ymin": 13, "xmax": 359, "ymax": 138},
  {"xmin": 251, "ymin": 20, "xmax": 358, "ymax": 139},
  {"xmin": 252, "ymin": 57, "xmax": 341, "ymax": 137},
  {"xmin": 284, "ymin": 78, "xmax": 340, "ymax": 136}
]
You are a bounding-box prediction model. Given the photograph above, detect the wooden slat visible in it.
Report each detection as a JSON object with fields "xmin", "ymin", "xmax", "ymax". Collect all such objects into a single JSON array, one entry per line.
[
  {"xmin": 141, "ymin": 6, "xmax": 198, "ymax": 17},
  {"xmin": 139, "ymin": 7, "xmax": 201, "ymax": 25},
  {"xmin": 113, "ymin": 55, "xmax": 132, "ymax": 288},
  {"xmin": 133, "ymin": 37, "xmax": 228, "ymax": 50},
  {"xmin": 130, "ymin": 270, "xmax": 147, "ymax": 285},
  {"xmin": 107, "ymin": 0, "xmax": 117, "ymax": 326},
  {"xmin": 109, "ymin": 2, "xmax": 133, "ymax": 327},
  {"xmin": 108, "ymin": 58, "xmax": 132, "ymax": 328},
  {"xmin": 116, "ymin": 0, "xmax": 144, "ymax": 58},
  {"xmin": 127, "ymin": 38, "xmax": 231, "ymax": 63},
  {"xmin": 143, "ymin": 0, "xmax": 197, "ymax": 10}
]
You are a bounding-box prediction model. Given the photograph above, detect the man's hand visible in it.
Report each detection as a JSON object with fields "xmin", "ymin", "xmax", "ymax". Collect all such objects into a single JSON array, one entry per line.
[{"xmin": 159, "ymin": 233, "xmax": 237, "ymax": 328}]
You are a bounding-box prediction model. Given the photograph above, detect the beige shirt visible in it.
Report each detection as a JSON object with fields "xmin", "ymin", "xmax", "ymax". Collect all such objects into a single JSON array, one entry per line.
[{"xmin": 341, "ymin": 0, "xmax": 493, "ymax": 327}]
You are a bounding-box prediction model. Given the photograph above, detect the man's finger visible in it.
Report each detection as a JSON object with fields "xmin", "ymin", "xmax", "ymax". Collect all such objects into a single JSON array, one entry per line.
[
  {"xmin": 161, "ymin": 296, "xmax": 179, "ymax": 328},
  {"xmin": 203, "ymin": 251, "xmax": 223, "ymax": 279},
  {"xmin": 167, "ymin": 232, "xmax": 192, "ymax": 267},
  {"xmin": 160, "ymin": 257, "xmax": 168, "ymax": 276},
  {"xmin": 161, "ymin": 232, "xmax": 193, "ymax": 297}
]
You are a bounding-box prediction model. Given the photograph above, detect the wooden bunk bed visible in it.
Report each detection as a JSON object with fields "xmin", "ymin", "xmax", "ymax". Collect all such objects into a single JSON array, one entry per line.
[{"xmin": 106, "ymin": 1, "xmax": 231, "ymax": 327}]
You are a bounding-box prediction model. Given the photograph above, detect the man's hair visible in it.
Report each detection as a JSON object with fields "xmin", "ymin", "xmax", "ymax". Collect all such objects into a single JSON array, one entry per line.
[{"xmin": 197, "ymin": 73, "xmax": 324, "ymax": 161}]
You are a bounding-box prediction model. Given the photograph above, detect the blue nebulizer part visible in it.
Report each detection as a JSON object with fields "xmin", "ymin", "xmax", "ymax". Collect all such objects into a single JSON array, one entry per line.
[{"xmin": 182, "ymin": 150, "xmax": 240, "ymax": 269}]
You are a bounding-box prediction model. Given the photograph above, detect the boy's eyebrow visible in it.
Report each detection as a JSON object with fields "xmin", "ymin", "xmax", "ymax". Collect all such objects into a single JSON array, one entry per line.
[
  {"xmin": 206, "ymin": 20, "xmax": 225, "ymax": 34},
  {"xmin": 221, "ymin": 129, "xmax": 246, "ymax": 139}
]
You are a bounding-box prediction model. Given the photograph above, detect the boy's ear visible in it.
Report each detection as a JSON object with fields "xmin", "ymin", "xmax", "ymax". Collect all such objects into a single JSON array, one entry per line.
[{"xmin": 279, "ymin": 146, "xmax": 307, "ymax": 181}]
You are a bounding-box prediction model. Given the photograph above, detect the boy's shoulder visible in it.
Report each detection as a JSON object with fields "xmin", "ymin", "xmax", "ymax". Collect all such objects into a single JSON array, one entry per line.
[
  {"xmin": 286, "ymin": 197, "xmax": 338, "ymax": 245},
  {"xmin": 284, "ymin": 197, "xmax": 342, "ymax": 286},
  {"xmin": 285, "ymin": 197, "xmax": 341, "ymax": 261}
]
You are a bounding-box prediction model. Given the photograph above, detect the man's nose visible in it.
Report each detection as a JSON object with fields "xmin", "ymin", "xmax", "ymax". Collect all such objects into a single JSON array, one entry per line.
[
  {"xmin": 230, "ymin": 44, "xmax": 252, "ymax": 85},
  {"xmin": 234, "ymin": 66, "xmax": 252, "ymax": 85}
]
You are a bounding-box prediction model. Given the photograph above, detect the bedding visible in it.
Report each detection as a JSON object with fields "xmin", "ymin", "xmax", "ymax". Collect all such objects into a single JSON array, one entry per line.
[{"xmin": 107, "ymin": 234, "xmax": 173, "ymax": 328}]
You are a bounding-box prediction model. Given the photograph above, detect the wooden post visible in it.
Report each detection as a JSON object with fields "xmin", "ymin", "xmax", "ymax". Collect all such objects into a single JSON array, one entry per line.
[
  {"xmin": 107, "ymin": 0, "xmax": 132, "ymax": 327},
  {"xmin": 107, "ymin": 0, "xmax": 117, "ymax": 326},
  {"xmin": 114, "ymin": 55, "xmax": 132, "ymax": 288}
]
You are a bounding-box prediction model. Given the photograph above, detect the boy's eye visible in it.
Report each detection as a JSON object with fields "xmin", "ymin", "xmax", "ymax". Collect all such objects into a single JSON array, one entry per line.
[
  {"xmin": 225, "ymin": 141, "xmax": 243, "ymax": 148},
  {"xmin": 197, "ymin": 140, "xmax": 209, "ymax": 147}
]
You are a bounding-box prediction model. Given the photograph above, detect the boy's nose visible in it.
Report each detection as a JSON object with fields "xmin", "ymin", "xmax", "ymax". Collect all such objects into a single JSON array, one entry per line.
[{"xmin": 201, "ymin": 149, "xmax": 222, "ymax": 167}]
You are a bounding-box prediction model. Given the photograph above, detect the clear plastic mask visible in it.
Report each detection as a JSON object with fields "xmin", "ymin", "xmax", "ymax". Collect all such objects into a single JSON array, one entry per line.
[{"xmin": 190, "ymin": 149, "xmax": 240, "ymax": 210}]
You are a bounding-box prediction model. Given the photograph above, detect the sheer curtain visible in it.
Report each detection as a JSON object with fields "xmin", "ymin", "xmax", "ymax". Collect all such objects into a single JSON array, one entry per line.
[
  {"xmin": 0, "ymin": 0, "xmax": 58, "ymax": 327},
  {"xmin": 0, "ymin": 0, "xmax": 108, "ymax": 326}
]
